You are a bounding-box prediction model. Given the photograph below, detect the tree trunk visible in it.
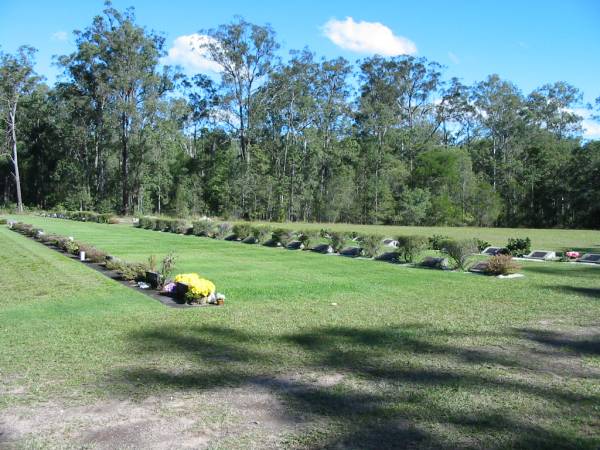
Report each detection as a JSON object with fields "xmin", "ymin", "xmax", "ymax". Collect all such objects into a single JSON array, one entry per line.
[
  {"xmin": 9, "ymin": 106, "xmax": 23, "ymax": 213},
  {"xmin": 121, "ymin": 113, "xmax": 130, "ymax": 215}
]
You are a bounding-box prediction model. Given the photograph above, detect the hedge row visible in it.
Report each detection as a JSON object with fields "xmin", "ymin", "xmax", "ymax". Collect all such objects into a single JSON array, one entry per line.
[
  {"xmin": 41, "ymin": 211, "xmax": 118, "ymax": 224},
  {"xmin": 134, "ymin": 217, "xmax": 515, "ymax": 269},
  {"xmin": 9, "ymin": 221, "xmax": 149, "ymax": 281}
]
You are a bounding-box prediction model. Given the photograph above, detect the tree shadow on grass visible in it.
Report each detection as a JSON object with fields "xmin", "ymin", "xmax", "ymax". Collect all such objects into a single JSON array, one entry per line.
[
  {"xmin": 516, "ymin": 327, "xmax": 600, "ymax": 356},
  {"xmin": 108, "ymin": 324, "xmax": 600, "ymax": 449},
  {"xmin": 550, "ymin": 285, "xmax": 600, "ymax": 299}
]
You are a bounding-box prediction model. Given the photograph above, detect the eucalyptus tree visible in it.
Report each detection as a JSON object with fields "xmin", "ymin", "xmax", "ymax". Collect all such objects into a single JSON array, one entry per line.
[
  {"xmin": 201, "ymin": 17, "xmax": 279, "ymax": 165},
  {"xmin": 58, "ymin": 2, "xmax": 172, "ymax": 214},
  {"xmin": 0, "ymin": 45, "xmax": 39, "ymax": 212},
  {"xmin": 526, "ymin": 82, "xmax": 582, "ymax": 138}
]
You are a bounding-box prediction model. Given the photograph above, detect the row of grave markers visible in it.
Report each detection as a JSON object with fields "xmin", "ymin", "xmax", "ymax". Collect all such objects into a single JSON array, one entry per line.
[{"xmin": 481, "ymin": 246, "xmax": 600, "ymax": 264}]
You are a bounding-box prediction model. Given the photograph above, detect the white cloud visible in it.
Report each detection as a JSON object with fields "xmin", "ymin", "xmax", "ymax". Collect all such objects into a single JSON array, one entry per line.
[
  {"xmin": 582, "ymin": 119, "xmax": 600, "ymax": 139},
  {"xmin": 322, "ymin": 17, "xmax": 417, "ymax": 56},
  {"xmin": 162, "ymin": 34, "xmax": 222, "ymax": 74},
  {"xmin": 52, "ymin": 31, "xmax": 68, "ymax": 42},
  {"xmin": 448, "ymin": 51, "xmax": 460, "ymax": 64}
]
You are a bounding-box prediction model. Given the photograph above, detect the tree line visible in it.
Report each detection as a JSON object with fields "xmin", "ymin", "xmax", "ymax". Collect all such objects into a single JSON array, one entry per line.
[{"xmin": 1, "ymin": 2, "xmax": 599, "ymax": 228}]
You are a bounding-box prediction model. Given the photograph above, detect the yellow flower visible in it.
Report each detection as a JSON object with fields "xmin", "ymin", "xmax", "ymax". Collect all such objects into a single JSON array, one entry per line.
[{"xmin": 174, "ymin": 273, "xmax": 215, "ymax": 299}]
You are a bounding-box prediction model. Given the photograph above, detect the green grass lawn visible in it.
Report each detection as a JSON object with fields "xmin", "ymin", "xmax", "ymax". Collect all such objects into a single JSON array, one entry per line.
[{"xmin": 1, "ymin": 217, "xmax": 599, "ymax": 448}]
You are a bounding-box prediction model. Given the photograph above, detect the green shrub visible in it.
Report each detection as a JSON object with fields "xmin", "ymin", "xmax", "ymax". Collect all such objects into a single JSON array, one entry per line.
[
  {"xmin": 484, "ymin": 254, "xmax": 521, "ymax": 275},
  {"xmin": 0, "ymin": 218, "xmax": 6, "ymax": 225},
  {"xmin": 169, "ymin": 219, "xmax": 189, "ymax": 234},
  {"xmin": 506, "ymin": 237, "xmax": 531, "ymax": 257},
  {"xmin": 160, "ymin": 252, "xmax": 177, "ymax": 281},
  {"xmin": 97, "ymin": 213, "xmax": 116, "ymax": 224},
  {"xmin": 214, "ymin": 222, "xmax": 232, "ymax": 239},
  {"xmin": 476, "ymin": 239, "xmax": 491, "ymax": 252},
  {"xmin": 298, "ymin": 230, "xmax": 317, "ymax": 249},
  {"xmin": 428, "ymin": 234, "xmax": 450, "ymax": 250},
  {"xmin": 76, "ymin": 243, "xmax": 108, "ymax": 263},
  {"xmin": 327, "ymin": 231, "xmax": 347, "ymax": 253},
  {"xmin": 119, "ymin": 261, "xmax": 149, "ymax": 281},
  {"xmin": 232, "ymin": 223, "xmax": 253, "ymax": 240},
  {"xmin": 192, "ymin": 219, "xmax": 215, "ymax": 237},
  {"xmin": 396, "ymin": 235, "xmax": 428, "ymax": 263},
  {"xmin": 137, "ymin": 216, "xmax": 156, "ymax": 229},
  {"xmin": 251, "ymin": 225, "xmax": 272, "ymax": 243},
  {"xmin": 441, "ymin": 238, "xmax": 479, "ymax": 270},
  {"xmin": 359, "ymin": 233, "xmax": 383, "ymax": 258},
  {"xmin": 155, "ymin": 218, "xmax": 172, "ymax": 231},
  {"xmin": 272, "ymin": 228, "xmax": 295, "ymax": 246}
]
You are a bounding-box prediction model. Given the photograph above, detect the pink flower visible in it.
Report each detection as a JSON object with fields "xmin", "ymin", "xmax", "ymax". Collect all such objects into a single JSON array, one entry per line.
[{"xmin": 565, "ymin": 251, "xmax": 580, "ymax": 258}]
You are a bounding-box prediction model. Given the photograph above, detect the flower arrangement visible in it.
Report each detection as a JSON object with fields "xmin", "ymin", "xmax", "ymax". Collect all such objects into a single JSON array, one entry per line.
[
  {"xmin": 173, "ymin": 273, "xmax": 216, "ymax": 304},
  {"xmin": 565, "ymin": 251, "xmax": 580, "ymax": 259}
]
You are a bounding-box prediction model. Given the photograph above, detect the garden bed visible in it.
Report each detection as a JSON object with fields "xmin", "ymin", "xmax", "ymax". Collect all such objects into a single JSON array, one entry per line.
[{"xmin": 10, "ymin": 224, "xmax": 222, "ymax": 309}]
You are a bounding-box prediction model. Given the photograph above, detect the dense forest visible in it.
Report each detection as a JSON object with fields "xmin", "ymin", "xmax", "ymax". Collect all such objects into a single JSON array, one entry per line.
[{"xmin": 1, "ymin": 2, "xmax": 599, "ymax": 228}]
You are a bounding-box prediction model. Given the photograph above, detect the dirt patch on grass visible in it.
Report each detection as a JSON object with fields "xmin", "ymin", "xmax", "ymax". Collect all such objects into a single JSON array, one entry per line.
[{"xmin": 0, "ymin": 386, "xmax": 307, "ymax": 449}]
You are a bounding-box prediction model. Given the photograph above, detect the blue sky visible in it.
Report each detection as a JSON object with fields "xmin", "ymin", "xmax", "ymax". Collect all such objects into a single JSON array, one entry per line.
[{"xmin": 1, "ymin": 0, "xmax": 599, "ymax": 137}]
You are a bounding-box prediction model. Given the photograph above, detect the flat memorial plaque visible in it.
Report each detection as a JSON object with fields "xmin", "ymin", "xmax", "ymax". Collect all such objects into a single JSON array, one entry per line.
[
  {"xmin": 482, "ymin": 247, "xmax": 501, "ymax": 256},
  {"xmin": 469, "ymin": 261, "xmax": 489, "ymax": 273},
  {"xmin": 578, "ymin": 253, "xmax": 600, "ymax": 263}
]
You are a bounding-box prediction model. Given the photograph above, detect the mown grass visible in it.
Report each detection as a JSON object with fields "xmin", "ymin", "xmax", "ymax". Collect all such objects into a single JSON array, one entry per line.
[{"xmin": 1, "ymin": 217, "xmax": 599, "ymax": 448}]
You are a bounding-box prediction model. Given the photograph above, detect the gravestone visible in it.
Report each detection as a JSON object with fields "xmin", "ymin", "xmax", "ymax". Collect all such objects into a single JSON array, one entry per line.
[
  {"xmin": 224, "ymin": 234, "xmax": 238, "ymax": 241},
  {"xmin": 469, "ymin": 261, "xmax": 490, "ymax": 273},
  {"xmin": 262, "ymin": 238, "xmax": 280, "ymax": 247},
  {"xmin": 383, "ymin": 238, "xmax": 399, "ymax": 247},
  {"xmin": 375, "ymin": 251, "xmax": 399, "ymax": 263},
  {"xmin": 311, "ymin": 243, "xmax": 333, "ymax": 254},
  {"xmin": 286, "ymin": 240, "xmax": 304, "ymax": 250},
  {"xmin": 420, "ymin": 256, "xmax": 449, "ymax": 269},
  {"xmin": 340, "ymin": 247, "xmax": 362, "ymax": 257},
  {"xmin": 241, "ymin": 236, "xmax": 258, "ymax": 244},
  {"xmin": 577, "ymin": 253, "xmax": 600, "ymax": 264},
  {"xmin": 523, "ymin": 250, "xmax": 556, "ymax": 260},
  {"xmin": 481, "ymin": 246, "xmax": 502, "ymax": 256}
]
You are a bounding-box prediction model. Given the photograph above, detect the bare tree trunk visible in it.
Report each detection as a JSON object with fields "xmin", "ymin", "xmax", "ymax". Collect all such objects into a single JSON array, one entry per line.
[
  {"xmin": 121, "ymin": 113, "xmax": 130, "ymax": 215},
  {"xmin": 9, "ymin": 106, "xmax": 23, "ymax": 213}
]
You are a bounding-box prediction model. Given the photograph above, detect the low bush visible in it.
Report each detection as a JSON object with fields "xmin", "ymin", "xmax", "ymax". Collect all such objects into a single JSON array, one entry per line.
[
  {"xmin": 97, "ymin": 213, "xmax": 116, "ymax": 224},
  {"xmin": 155, "ymin": 218, "xmax": 172, "ymax": 231},
  {"xmin": 138, "ymin": 216, "xmax": 156, "ymax": 229},
  {"xmin": 192, "ymin": 219, "xmax": 215, "ymax": 237},
  {"xmin": 326, "ymin": 231, "xmax": 347, "ymax": 253},
  {"xmin": 232, "ymin": 223, "xmax": 253, "ymax": 240},
  {"xmin": 396, "ymin": 235, "xmax": 428, "ymax": 263},
  {"xmin": 476, "ymin": 239, "xmax": 491, "ymax": 252},
  {"xmin": 359, "ymin": 233, "xmax": 383, "ymax": 258},
  {"xmin": 0, "ymin": 218, "xmax": 6, "ymax": 225},
  {"xmin": 506, "ymin": 237, "xmax": 531, "ymax": 257},
  {"xmin": 441, "ymin": 238, "xmax": 479, "ymax": 270},
  {"xmin": 428, "ymin": 234, "xmax": 450, "ymax": 250},
  {"xmin": 76, "ymin": 243, "xmax": 108, "ymax": 263},
  {"xmin": 272, "ymin": 228, "xmax": 295, "ymax": 246},
  {"xmin": 118, "ymin": 261, "xmax": 149, "ymax": 281},
  {"xmin": 251, "ymin": 225, "xmax": 272, "ymax": 243},
  {"xmin": 297, "ymin": 230, "xmax": 317, "ymax": 249},
  {"xmin": 484, "ymin": 254, "xmax": 521, "ymax": 275},
  {"xmin": 214, "ymin": 222, "xmax": 232, "ymax": 239},
  {"xmin": 169, "ymin": 219, "xmax": 189, "ymax": 234}
]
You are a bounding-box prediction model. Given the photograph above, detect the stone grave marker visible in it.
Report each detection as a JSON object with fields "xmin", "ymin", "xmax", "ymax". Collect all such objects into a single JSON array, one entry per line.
[
  {"xmin": 469, "ymin": 261, "xmax": 489, "ymax": 273},
  {"xmin": 383, "ymin": 238, "xmax": 399, "ymax": 247},
  {"xmin": 481, "ymin": 246, "xmax": 502, "ymax": 256},
  {"xmin": 286, "ymin": 240, "xmax": 304, "ymax": 250},
  {"xmin": 340, "ymin": 247, "xmax": 362, "ymax": 257},
  {"xmin": 577, "ymin": 253, "xmax": 600, "ymax": 264},
  {"xmin": 523, "ymin": 250, "xmax": 556, "ymax": 260},
  {"xmin": 311, "ymin": 243, "xmax": 333, "ymax": 254}
]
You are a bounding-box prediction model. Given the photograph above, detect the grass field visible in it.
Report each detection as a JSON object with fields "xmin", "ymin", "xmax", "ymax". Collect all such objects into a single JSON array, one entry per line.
[{"xmin": 1, "ymin": 216, "xmax": 599, "ymax": 448}]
